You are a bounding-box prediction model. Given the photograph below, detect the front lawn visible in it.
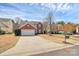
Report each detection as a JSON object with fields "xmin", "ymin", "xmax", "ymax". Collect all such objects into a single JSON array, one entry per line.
[
  {"xmin": 0, "ymin": 34, "xmax": 19, "ymax": 54},
  {"xmin": 39, "ymin": 34, "xmax": 78, "ymax": 44}
]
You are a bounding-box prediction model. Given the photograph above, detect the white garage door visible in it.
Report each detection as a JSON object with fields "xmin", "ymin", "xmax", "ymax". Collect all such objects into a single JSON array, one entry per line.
[{"xmin": 21, "ymin": 29, "xmax": 35, "ymax": 36}]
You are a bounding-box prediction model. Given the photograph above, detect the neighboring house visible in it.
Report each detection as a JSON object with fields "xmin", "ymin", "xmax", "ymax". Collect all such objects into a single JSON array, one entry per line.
[
  {"xmin": 42, "ymin": 21, "xmax": 48, "ymax": 33},
  {"xmin": 45, "ymin": 24, "xmax": 50, "ymax": 33},
  {"xmin": 19, "ymin": 21, "xmax": 43, "ymax": 35},
  {"xmin": 0, "ymin": 18, "xmax": 14, "ymax": 33},
  {"xmin": 63, "ymin": 23, "xmax": 76, "ymax": 33},
  {"xmin": 52, "ymin": 23, "xmax": 58, "ymax": 33},
  {"xmin": 42, "ymin": 22, "xmax": 63, "ymax": 34},
  {"xmin": 56, "ymin": 23, "xmax": 76, "ymax": 34},
  {"xmin": 43, "ymin": 22, "xmax": 52, "ymax": 33},
  {"xmin": 57, "ymin": 24, "xmax": 64, "ymax": 33}
]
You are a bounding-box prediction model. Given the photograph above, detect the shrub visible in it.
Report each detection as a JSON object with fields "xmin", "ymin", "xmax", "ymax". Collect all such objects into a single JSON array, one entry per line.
[
  {"xmin": 6, "ymin": 32, "xmax": 13, "ymax": 34},
  {"xmin": 0, "ymin": 30, "xmax": 5, "ymax": 35},
  {"xmin": 14, "ymin": 29, "xmax": 21, "ymax": 36}
]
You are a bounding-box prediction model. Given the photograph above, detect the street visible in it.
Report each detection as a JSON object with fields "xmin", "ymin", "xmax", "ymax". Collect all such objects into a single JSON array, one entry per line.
[{"xmin": 33, "ymin": 45, "xmax": 79, "ymax": 56}]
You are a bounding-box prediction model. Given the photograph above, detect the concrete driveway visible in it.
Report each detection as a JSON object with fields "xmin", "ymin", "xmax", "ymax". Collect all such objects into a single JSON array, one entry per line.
[{"xmin": 0, "ymin": 36, "xmax": 66, "ymax": 56}]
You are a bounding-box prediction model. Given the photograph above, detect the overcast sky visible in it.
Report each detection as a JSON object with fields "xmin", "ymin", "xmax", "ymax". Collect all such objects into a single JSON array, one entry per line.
[{"xmin": 0, "ymin": 3, "xmax": 79, "ymax": 23}]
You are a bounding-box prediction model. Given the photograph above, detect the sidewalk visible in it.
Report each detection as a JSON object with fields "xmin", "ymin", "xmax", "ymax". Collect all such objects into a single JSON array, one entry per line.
[{"xmin": 0, "ymin": 36, "xmax": 79, "ymax": 56}]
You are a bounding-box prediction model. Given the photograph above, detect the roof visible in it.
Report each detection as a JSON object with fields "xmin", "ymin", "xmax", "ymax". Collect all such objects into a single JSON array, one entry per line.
[
  {"xmin": 19, "ymin": 21, "xmax": 41, "ymax": 29},
  {"xmin": 0, "ymin": 18, "xmax": 12, "ymax": 22},
  {"xmin": 0, "ymin": 18, "xmax": 14, "ymax": 28},
  {"xmin": 19, "ymin": 22, "xmax": 37, "ymax": 29}
]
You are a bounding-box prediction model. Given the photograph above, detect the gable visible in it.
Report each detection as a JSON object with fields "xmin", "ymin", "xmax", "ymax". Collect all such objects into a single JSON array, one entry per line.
[{"xmin": 20, "ymin": 23, "xmax": 36, "ymax": 29}]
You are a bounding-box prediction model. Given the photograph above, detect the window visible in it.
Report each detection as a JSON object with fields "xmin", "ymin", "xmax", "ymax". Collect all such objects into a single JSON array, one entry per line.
[{"xmin": 38, "ymin": 24, "xmax": 41, "ymax": 28}]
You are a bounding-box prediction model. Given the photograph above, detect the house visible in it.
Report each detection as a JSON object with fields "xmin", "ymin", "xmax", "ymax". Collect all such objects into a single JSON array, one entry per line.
[
  {"xmin": 55, "ymin": 23, "xmax": 76, "ymax": 34},
  {"xmin": 42, "ymin": 21, "xmax": 48, "ymax": 33},
  {"xmin": 57, "ymin": 24, "xmax": 64, "ymax": 33},
  {"xmin": 42, "ymin": 22, "xmax": 63, "ymax": 34},
  {"xmin": 0, "ymin": 18, "xmax": 14, "ymax": 33},
  {"xmin": 19, "ymin": 21, "xmax": 43, "ymax": 35},
  {"xmin": 19, "ymin": 23, "xmax": 36, "ymax": 35},
  {"xmin": 52, "ymin": 23, "xmax": 58, "ymax": 33},
  {"xmin": 63, "ymin": 23, "xmax": 76, "ymax": 33}
]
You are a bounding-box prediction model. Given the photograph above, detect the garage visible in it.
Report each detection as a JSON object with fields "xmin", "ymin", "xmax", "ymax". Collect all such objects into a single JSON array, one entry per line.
[
  {"xmin": 21, "ymin": 29, "xmax": 35, "ymax": 36},
  {"xmin": 19, "ymin": 23, "xmax": 36, "ymax": 36}
]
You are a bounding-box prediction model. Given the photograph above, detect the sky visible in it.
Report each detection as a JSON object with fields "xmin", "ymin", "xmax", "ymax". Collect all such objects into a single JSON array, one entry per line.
[{"xmin": 0, "ymin": 3, "xmax": 79, "ymax": 23}]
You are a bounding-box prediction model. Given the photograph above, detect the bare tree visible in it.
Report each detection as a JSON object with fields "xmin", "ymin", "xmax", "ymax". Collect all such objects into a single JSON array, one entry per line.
[
  {"xmin": 14, "ymin": 17, "xmax": 24, "ymax": 29},
  {"xmin": 15, "ymin": 17, "xmax": 23, "ymax": 24},
  {"xmin": 44, "ymin": 4, "xmax": 61, "ymax": 35},
  {"xmin": 47, "ymin": 11, "xmax": 54, "ymax": 35},
  {"xmin": 43, "ymin": 20, "xmax": 48, "ymax": 34}
]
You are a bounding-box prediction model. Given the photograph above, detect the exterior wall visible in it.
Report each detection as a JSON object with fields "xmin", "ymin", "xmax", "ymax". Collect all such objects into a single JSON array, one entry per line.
[
  {"xmin": 37, "ymin": 23, "xmax": 43, "ymax": 34},
  {"xmin": 43, "ymin": 23, "xmax": 59, "ymax": 34},
  {"xmin": 0, "ymin": 26, "xmax": 8, "ymax": 32},
  {"xmin": 6, "ymin": 20, "xmax": 14, "ymax": 33},
  {"xmin": 46, "ymin": 24, "xmax": 50, "ymax": 33},
  {"xmin": 42, "ymin": 22, "xmax": 48, "ymax": 34},
  {"xmin": 7, "ymin": 20, "xmax": 14, "ymax": 33},
  {"xmin": 52, "ymin": 24, "xmax": 58, "ymax": 33},
  {"xmin": 76, "ymin": 26, "xmax": 79, "ymax": 33},
  {"xmin": 0, "ymin": 20, "xmax": 14, "ymax": 33},
  {"xmin": 63, "ymin": 23, "xmax": 76, "ymax": 33},
  {"xmin": 57, "ymin": 24, "xmax": 64, "ymax": 33}
]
